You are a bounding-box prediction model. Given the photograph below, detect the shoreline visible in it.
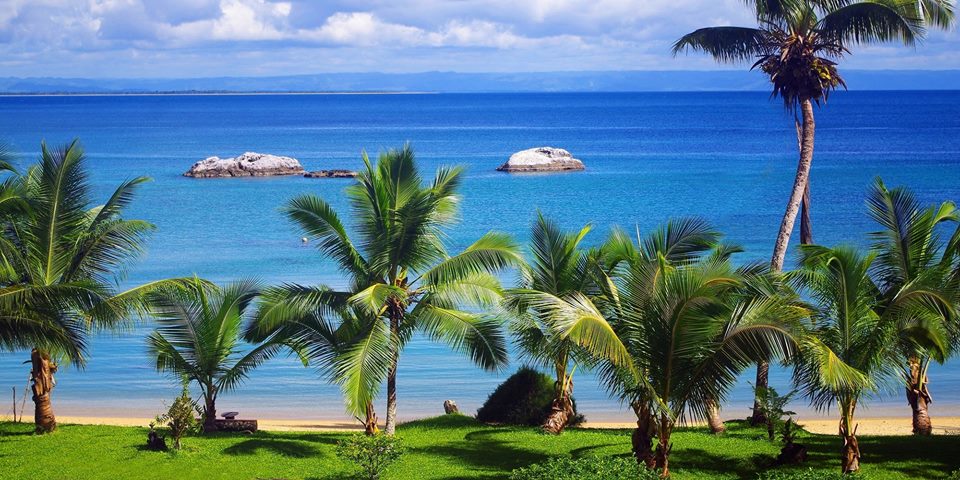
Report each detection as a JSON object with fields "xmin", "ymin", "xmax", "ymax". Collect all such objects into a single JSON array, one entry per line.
[{"xmin": 24, "ymin": 414, "xmax": 960, "ymax": 436}]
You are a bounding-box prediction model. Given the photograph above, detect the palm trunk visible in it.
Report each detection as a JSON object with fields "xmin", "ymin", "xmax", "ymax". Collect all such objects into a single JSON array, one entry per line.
[
  {"xmin": 542, "ymin": 366, "xmax": 573, "ymax": 434},
  {"xmin": 631, "ymin": 402, "xmax": 656, "ymax": 468},
  {"xmin": 705, "ymin": 396, "xmax": 725, "ymax": 434},
  {"xmin": 364, "ymin": 401, "xmax": 379, "ymax": 435},
  {"xmin": 771, "ymin": 98, "xmax": 815, "ymax": 272},
  {"xmin": 796, "ymin": 117, "xmax": 813, "ymax": 245},
  {"xmin": 840, "ymin": 399, "xmax": 860, "ymax": 474},
  {"xmin": 751, "ymin": 360, "xmax": 770, "ymax": 426},
  {"xmin": 203, "ymin": 389, "xmax": 218, "ymax": 433},
  {"xmin": 384, "ymin": 304, "xmax": 402, "ymax": 436},
  {"xmin": 30, "ymin": 348, "xmax": 57, "ymax": 433},
  {"xmin": 755, "ymin": 99, "xmax": 816, "ymax": 426},
  {"xmin": 654, "ymin": 415, "xmax": 673, "ymax": 478},
  {"xmin": 906, "ymin": 357, "xmax": 933, "ymax": 436}
]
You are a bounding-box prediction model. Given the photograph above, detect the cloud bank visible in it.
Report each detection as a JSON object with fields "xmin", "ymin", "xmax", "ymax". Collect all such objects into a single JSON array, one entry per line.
[{"xmin": 0, "ymin": 0, "xmax": 957, "ymax": 77}]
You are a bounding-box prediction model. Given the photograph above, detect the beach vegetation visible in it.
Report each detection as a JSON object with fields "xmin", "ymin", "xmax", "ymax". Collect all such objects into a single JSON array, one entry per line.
[
  {"xmin": 336, "ymin": 432, "xmax": 404, "ymax": 480},
  {"xmin": 475, "ymin": 366, "xmax": 583, "ymax": 427}
]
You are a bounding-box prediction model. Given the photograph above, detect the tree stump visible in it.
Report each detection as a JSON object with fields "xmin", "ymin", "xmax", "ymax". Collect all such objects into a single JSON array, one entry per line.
[{"xmin": 443, "ymin": 400, "xmax": 459, "ymax": 414}]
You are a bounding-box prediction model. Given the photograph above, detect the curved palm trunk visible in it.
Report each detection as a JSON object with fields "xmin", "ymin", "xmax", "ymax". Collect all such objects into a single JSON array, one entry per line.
[
  {"xmin": 363, "ymin": 401, "xmax": 379, "ymax": 435},
  {"xmin": 631, "ymin": 402, "xmax": 656, "ymax": 468},
  {"xmin": 796, "ymin": 117, "xmax": 814, "ymax": 245},
  {"xmin": 840, "ymin": 400, "xmax": 860, "ymax": 474},
  {"xmin": 30, "ymin": 348, "xmax": 57, "ymax": 433},
  {"xmin": 654, "ymin": 415, "xmax": 673, "ymax": 478},
  {"xmin": 755, "ymin": 98, "xmax": 816, "ymax": 425},
  {"xmin": 705, "ymin": 396, "xmax": 725, "ymax": 434},
  {"xmin": 542, "ymin": 366, "xmax": 573, "ymax": 434},
  {"xmin": 384, "ymin": 303, "xmax": 402, "ymax": 436},
  {"xmin": 906, "ymin": 357, "xmax": 933, "ymax": 436}
]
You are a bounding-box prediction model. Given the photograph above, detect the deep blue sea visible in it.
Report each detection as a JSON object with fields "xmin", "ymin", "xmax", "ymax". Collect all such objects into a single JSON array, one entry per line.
[{"xmin": 0, "ymin": 91, "xmax": 958, "ymax": 423}]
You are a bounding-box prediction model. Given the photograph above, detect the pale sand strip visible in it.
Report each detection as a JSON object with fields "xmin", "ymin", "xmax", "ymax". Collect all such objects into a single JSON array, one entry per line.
[{"xmin": 37, "ymin": 415, "xmax": 960, "ymax": 436}]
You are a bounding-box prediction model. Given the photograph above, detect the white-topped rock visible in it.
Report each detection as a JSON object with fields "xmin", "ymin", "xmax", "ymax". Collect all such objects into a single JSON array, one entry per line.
[
  {"xmin": 184, "ymin": 152, "xmax": 305, "ymax": 178},
  {"xmin": 496, "ymin": 147, "xmax": 585, "ymax": 173}
]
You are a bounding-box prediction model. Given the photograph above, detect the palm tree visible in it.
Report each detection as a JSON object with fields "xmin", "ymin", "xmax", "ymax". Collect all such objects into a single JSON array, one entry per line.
[
  {"xmin": 792, "ymin": 244, "xmax": 951, "ymax": 473},
  {"xmin": 147, "ymin": 278, "xmax": 284, "ymax": 432},
  {"xmin": 0, "ymin": 140, "xmax": 189, "ymax": 433},
  {"xmin": 673, "ymin": 0, "xmax": 950, "ymax": 424},
  {"xmin": 505, "ymin": 214, "xmax": 630, "ymax": 434},
  {"xmin": 258, "ymin": 144, "xmax": 522, "ymax": 435},
  {"xmin": 595, "ymin": 220, "xmax": 803, "ymax": 477},
  {"xmin": 864, "ymin": 178, "xmax": 958, "ymax": 435}
]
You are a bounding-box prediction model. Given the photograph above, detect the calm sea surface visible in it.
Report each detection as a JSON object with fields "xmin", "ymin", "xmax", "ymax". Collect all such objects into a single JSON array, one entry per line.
[{"xmin": 0, "ymin": 91, "xmax": 958, "ymax": 423}]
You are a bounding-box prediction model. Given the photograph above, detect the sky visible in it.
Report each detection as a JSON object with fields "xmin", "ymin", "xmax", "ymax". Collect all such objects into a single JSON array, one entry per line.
[{"xmin": 1, "ymin": 0, "xmax": 959, "ymax": 78}]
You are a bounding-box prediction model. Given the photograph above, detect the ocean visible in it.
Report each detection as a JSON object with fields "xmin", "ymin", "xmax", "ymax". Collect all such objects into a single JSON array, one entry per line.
[{"xmin": 0, "ymin": 91, "xmax": 958, "ymax": 423}]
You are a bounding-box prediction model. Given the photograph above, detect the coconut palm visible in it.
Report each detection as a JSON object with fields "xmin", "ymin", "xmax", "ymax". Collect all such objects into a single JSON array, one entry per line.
[
  {"xmin": 505, "ymin": 214, "xmax": 630, "ymax": 434},
  {"xmin": 147, "ymin": 278, "xmax": 285, "ymax": 432},
  {"xmin": 792, "ymin": 244, "xmax": 951, "ymax": 473},
  {"xmin": 864, "ymin": 178, "xmax": 959, "ymax": 435},
  {"xmin": 595, "ymin": 221, "xmax": 803, "ymax": 476},
  {"xmin": 673, "ymin": 0, "xmax": 950, "ymax": 424},
  {"xmin": 260, "ymin": 144, "xmax": 521, "ymax": 435},
  {"xmin": 0, "ymin": 140, "xmax": 193, "ymax": 433},
  {"xmin": 246, "ymin": 285, "xmax": 385, "ymax": 434}
]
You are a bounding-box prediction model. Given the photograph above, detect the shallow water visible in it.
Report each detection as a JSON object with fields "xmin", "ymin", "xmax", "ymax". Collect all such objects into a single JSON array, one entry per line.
[{"xmin": 0, "ymin": 91, "xmax": 958, "ymax": 423}]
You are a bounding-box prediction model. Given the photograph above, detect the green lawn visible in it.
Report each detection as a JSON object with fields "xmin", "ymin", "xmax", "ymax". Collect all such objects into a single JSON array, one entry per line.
[{"xmin": 1, "ymin": 415, "xmax": 957, "ymax": 479}]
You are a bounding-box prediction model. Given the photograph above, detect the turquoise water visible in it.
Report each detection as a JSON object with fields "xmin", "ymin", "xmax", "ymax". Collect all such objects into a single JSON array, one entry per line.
[{"xmin": 0, "ymin": 92, "xmax": 958, "ymax": 423}]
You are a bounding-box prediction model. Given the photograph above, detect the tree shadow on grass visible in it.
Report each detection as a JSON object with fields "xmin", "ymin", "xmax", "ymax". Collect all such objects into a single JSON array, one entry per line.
[
  {"xmin": 223, "ymin": 438, "xmax": 322, "ymax": 458},
  {"xmin": 673, "ymin": 448, "xmax": 772, "ymax": 479},
  {"xmin": 413, "ymin": 429, "xmax": 551, "ymax": 474},
  {"xmin": 798, "ymin": 433, "xmax": 960, "ymax": 479}
]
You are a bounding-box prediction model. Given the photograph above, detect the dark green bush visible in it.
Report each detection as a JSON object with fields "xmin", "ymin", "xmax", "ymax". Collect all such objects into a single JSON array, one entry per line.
[
  {"xmin": 509, "ymin": 456, "xmax": 658, "ymax": 480},
  {"xmin": 948, "ymin": 469, "xmax": 960, "ymax": 480},
  {"xmin": 757, "ymin": 468, "xmax": 869, "ymax": 480},
  {"xmin": 476, "ymin": 367, "xmax": 583, "ymax": 426}
]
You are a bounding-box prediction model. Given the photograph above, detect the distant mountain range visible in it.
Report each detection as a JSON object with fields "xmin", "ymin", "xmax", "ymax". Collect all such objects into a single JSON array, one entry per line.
[{"xmin": 1, "ymin": 70, "xmax": 958, "ymax": 94}]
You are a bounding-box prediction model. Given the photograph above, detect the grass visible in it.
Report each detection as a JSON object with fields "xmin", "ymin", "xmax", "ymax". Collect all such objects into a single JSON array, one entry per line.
[{"xmin": 1, "ymin": 415, "xmax": 958, "ymax": 479}]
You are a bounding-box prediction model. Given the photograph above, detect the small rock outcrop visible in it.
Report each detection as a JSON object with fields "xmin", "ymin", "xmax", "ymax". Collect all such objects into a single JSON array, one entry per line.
[
  {"xmin": 496, "ymin": 147, "xmax": 585, "ymax": 173},
  {"xmin": 304, "ymin": 170, "xmax": 357, "ymax": 179},
  {"xmin": 184, "ymin": 152, "xmax": 304, "ymax": 178}
]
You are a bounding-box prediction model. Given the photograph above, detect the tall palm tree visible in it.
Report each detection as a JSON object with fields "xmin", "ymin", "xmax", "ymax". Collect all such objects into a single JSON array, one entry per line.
[
  {"xmin": 0, "ymin": 140, "xmax": 190, "ymax": 433},
  {"xmin": 595, "ymin": 220, "xmax": 803, "ymax": 477},
  {"xmin": 792, "ymin": 244, "xmax": 951, "ymax": 473},
  {"xmin": 505, "ymin": 214, "xmax": 630, "ymax": 434},
  {"xmin": 147, "ymin": 278, "xmax": 284, "ymax": 432},
  {"xmin": 864, "ymin": 178, "xmax": 958, "ymax": 435},
  {"xmin": 673, "ymin": 0, "xmax": 949, "ymax": 423},
  {"xmin": 258, "ymin": 144, "xmax": 522, "ymax": 435}
]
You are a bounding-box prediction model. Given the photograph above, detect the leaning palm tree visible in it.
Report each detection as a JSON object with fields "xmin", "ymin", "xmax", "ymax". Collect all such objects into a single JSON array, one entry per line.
[
  {"xmin": 592, "ymin": 224, "xmax": 803, "ymax": 477},
  {"xmin": 505, "ymin": 214, "xmax": 629, "ymax": 434},
  {"xmin": 792, "ymin": 244, "xmax": 951, "ymax": 473},
  {"xmin": 258, "ymin": 144, "xmax": 522, "ymax": 435},
  {"xmin": 147, "ymin": 278, "xmax": 284, "ymax": 432},
  {"xmin": 864, "ymin": 178, "xmax": 958, "ymax": 435},
  {"xmin": 673, "ymin": 0, "xmax": 950, "ymax": 423},
  {"xmin": 0, "ymin": 140, "xmax": 189, "ymax": 433}
]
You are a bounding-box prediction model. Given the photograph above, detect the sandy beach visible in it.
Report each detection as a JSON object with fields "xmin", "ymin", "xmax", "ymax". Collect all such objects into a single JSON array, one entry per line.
[{"xmin": 41, "ymin": 415, "xmax": 960, "ymax": 436}]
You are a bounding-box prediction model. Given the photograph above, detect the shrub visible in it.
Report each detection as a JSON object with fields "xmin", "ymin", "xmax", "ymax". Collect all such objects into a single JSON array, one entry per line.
[
  {"xmin": 757, "ymin": 468, "xmax": 869, "ymax": 480},
  {"xmin": 336, "ymin": 433, "xmax": 403, "ymax": 480},
  {"xmin": 948, "ymin": 470, "xmax": 960, "ymax": 480},
  {"xmin": 509, "ymin": 456, "xmax": 658, "ymax": 480},
  {"xmin": 154, "ymin": 386, "xmax": 199, "ymax": 450},
  {"xmin": 476, "ymin": 367, "xmax": 583, "ymax": 426}
]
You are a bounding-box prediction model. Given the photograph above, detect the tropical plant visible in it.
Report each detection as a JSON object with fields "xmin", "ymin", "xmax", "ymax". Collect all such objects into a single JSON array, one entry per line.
[
  {"xmin": 154, "ymin": 384, "xmax": 200, "ymax": 450},
  {"xmin": 505, "ymin": 214, "xmax": 627, "ymax": 434},
  {"xmin": 336, "ymin": 433, "xmax": 404, "ymax": 480},
  {"xmin": 791, "ymin": 244, "xmax": 952, "ymax": 473},
  {"xmin": 0, "ymin": 140, "xmax": 190, "ymax": 433},
  {"xmin": 673, "ymin": 0, "xmax": 953, "ymax": 426},
  {"xmin": 579, "ymin": 220, "xmax": 805, "ymax": 477},
  {"xmin": 865, "ymin": 178, "xmax": 959, "ymax": 435},
  {"xmin": 753, "ymin": 385, "xmax": 798, "ymax": 441},
  {"xmin": 249, "ymin": 144, "xmax": 522, "ymax": 435},
  {"xmin": 147, "ymin": 278, "xmax": 282, "ymax": 432}
]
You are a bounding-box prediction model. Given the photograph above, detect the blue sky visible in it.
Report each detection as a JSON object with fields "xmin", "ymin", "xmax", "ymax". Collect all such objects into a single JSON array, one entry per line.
[{"xmin": 1, "ymin": 0, "xmax": 958, "ymax": 78}]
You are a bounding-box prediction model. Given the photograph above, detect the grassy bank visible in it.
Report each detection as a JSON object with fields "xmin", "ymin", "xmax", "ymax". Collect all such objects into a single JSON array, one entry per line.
[{"xmin": 1, "ymin": 415, "xmax": 958, "ymax": 479}]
